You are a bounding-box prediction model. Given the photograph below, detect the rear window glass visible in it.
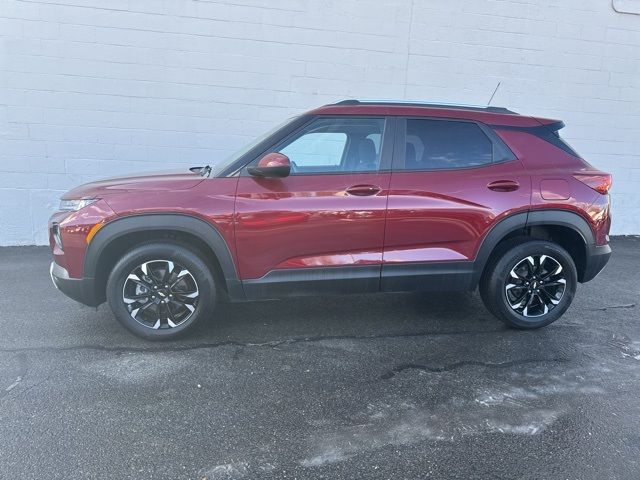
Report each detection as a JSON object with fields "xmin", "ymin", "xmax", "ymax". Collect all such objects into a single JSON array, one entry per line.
[
  {"xmin": 401, "ymin": 119, "xmax": 494, "ymax": 170},
  {"xmin": 538, "ymin": 127, "xmax": 580, "ymax": 157}
]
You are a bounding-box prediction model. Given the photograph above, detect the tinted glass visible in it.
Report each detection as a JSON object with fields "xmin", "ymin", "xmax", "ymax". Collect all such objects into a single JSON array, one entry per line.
[
  {"xmin": 539, "ymin": 129, "xmax": 580, "ymax": 157},
  {"xmin": 402, "ymin": 119, "xmax": 493, "ymax": 170},
  {"xmin": 276, "ymin": 117, "xmax": 385, "ymax": 174}
]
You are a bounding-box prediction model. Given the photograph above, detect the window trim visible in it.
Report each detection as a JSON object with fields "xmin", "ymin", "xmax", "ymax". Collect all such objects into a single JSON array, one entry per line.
[
  {"xmin": 392, "ymin": 116, "xmax": 517, "ymax": 173},
  {"xmin": 237, "ymin": 115, "xmax": 396, "ymax": 177}
]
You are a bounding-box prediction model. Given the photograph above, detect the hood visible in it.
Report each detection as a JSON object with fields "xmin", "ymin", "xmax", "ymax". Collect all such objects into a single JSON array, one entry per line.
[{"xmin": 62, "ymin": 170, "xmax": 206, "ymax": 200}]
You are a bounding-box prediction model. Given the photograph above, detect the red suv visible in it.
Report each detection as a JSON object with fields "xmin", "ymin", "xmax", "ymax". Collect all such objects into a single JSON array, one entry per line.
[{"xmin": 49, "ymin": 100, "xmax": 612, "ymax": 340}]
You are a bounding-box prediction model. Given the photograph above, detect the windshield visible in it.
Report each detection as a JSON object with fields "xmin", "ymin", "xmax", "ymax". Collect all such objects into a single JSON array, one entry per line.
[{"xmin": 209, "ymin": 116, "xmax": 300, "ymax": 176}]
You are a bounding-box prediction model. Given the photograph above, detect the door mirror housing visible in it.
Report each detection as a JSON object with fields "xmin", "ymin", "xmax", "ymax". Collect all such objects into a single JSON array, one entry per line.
[{"xmin": 248, "ymin": 153, "xmax": 291, "ymax": 178}]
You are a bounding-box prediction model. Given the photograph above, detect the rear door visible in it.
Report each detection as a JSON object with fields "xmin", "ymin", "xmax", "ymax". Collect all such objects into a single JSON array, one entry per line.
[
  {"xmin": 235, "ymin": 116, "xmax": 395, "ymax": 299},
  {"xmin": 382, "ymin": 117, "xmax": 531, "ymax": 291}
]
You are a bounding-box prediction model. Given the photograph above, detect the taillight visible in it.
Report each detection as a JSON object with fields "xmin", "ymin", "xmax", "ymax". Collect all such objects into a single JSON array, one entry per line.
[{"xmin": 573, "ymin": 172, "xmax": 612, "ymax": 195}]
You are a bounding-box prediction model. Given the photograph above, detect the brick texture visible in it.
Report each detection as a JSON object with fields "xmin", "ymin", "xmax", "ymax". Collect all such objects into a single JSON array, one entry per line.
[{"xmin": 0, "ymin": 0, "xmax": 638, "ymax": 244}]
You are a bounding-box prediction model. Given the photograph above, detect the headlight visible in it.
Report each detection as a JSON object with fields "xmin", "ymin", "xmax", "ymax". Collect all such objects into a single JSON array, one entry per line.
[{"xmin": 59, "ymin": 198, "xmax": 98, "ymax": 212}]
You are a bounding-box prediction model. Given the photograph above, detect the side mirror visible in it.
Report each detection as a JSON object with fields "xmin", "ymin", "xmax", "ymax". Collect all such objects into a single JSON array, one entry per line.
[{"xmin": 247, "ymin": 153, "xmax": 291, "ymax": 178}]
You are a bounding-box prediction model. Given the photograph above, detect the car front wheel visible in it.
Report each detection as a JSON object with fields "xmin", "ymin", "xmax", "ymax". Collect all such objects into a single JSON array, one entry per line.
[
  {"xmin": 106, "ymin": 243, "xmax": 216, "ymax": 340},
  {"xmin": 480, "ymin": 240, "xmax": 577, "ymax": 329}
]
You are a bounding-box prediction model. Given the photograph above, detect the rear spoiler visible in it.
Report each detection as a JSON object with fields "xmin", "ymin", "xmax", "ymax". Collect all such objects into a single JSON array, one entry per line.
[{"xmin": 493, "ymin": 120, "xmax": 579, "ymax": 157}]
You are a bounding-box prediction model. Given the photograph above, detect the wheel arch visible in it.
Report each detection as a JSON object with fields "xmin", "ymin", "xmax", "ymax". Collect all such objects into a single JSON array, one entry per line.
[
  {"xmin": 84, "ymin": 214, "xmax": 244, "ymax": 305},
  {"xmin": 473, "ymin": 209, "xmax": 595, "ymax": 285}
]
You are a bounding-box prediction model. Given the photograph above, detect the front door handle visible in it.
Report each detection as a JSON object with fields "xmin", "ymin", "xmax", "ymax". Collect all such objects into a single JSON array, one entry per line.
[
  {"xmin": 487, "ymin": 180, "xmax": 520, "ymax": 192},
  {"xmin": 345, "ymin": 184, "xmax": 381, "ymax": 196}
]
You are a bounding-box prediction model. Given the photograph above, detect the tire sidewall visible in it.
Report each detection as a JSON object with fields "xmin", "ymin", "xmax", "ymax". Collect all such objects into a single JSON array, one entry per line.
[
  {"xmin": 106, "ymin": 243, "xmax": 216, "ymax": 340},
  {"xmin": 490, "ymin": 241, "xmax": 577, "ymax": 329}
]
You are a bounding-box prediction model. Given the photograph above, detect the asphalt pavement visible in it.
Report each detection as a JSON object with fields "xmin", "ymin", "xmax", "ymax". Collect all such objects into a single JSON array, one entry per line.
[{"xmin": 0, "ymin": 237, "xmax": 639, "ymax": 479}]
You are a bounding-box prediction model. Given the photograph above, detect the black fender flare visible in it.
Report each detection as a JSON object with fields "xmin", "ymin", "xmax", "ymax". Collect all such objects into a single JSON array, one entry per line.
[
  {"xmin": 471, "ymin": 209, "xmax": 594, "ymax": 285},
  {"xmin": 84, "ymin": 213, "xmax": 244, "ymax": 300},
  {"xmin": 526, "ymin": 209, "xmax": 594, "ymax": 245}
]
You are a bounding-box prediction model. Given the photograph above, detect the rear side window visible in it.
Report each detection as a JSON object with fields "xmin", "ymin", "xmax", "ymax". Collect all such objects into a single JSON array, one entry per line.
[{"xmin": 400, "ymin": 119, "xmax": 495, "ymax": 171}]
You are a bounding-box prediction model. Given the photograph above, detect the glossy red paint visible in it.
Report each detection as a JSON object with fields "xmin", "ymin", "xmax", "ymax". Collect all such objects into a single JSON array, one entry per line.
[
  {"xmin": 495, "ymin": 128, "xmax": 610, "ymax": 245},
  {"xmin": 383, "ymin": 160, "xmax": 532, "ymax": 264},
  {"xmin": 49, "ymin": 199, "xmax": 116, "ymax": 277},
  {"xmin": 540, "ymin": 180, "xmax": 571, "ymax": 201},
  {"xmin": 234, "ymin": 172, "xmax": 390, "ymax": 279},
  {"xmin": 62, "ymin": 171, "xmax": 206, "ymax": 199},
  {"xmin": 50, "ymin": 173, "xmax": 239, "ymax": 278},
  {"xmin": 257, "ymin": 152, "xmax": 290, "ymax": 169}
]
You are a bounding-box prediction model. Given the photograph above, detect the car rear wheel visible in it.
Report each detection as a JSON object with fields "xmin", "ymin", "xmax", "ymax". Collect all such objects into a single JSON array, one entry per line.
[
  {"xmin": 480, "ymin": 239, "xmax": 577, "ymax": 329},
  {"xmin": 106, "ymin": 243, "xmax": 216, "ymax": 340}
]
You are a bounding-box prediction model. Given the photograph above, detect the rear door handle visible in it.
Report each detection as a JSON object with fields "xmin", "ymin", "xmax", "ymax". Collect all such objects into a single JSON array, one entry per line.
[
  {"xmin": 487, "ymin": 180, "xmax": 520, "ymax": 192},
  {"xmin": 345, "ymin": 184, "xmax": 381, "ymax": 196}
]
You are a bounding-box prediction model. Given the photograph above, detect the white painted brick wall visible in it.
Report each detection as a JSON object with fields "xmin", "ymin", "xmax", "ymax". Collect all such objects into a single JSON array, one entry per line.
[{"xmin": 0, "ymin": 0, "xmax": 638, "ymax": 245}]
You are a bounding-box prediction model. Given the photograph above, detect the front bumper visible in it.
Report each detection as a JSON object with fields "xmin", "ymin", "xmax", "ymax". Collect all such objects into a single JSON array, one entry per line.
[
  {"xmin": 581, "ymin": 243, "xmax": 612, "ymax": 283},
  {"xmin": 50, "ymin": 262, "xmax": 100, "ymax": 307}
]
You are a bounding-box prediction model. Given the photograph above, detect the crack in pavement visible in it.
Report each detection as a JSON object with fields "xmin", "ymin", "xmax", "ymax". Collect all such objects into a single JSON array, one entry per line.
[
  {"xmin": 592, "ymin": 303, "xmax": 636, "ymax": 311},
  {"xmin": 0, "ymin": 323, "xmax": 589, "ymax": 356},
  {"xmin": 380, "ymin": 357, "xmax": 571, "ymax": 379},
  {"xmin": 0, "ymin": 328, "xmax": 519, "ymax": 354}
]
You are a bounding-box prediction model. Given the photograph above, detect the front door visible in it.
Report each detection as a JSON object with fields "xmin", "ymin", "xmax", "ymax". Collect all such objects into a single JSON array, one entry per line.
[{"xmin": 235, "ymin": 116, "xmax": 394, "ymax": 299}]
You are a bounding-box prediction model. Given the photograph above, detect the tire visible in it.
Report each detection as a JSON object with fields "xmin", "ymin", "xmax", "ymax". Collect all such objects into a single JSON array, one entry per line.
[
  {"xmin": 106, "ymin": 242, "xmax": 216, "ymax": 340},
  {"xmin": 480, "ymin": 239, "xmax": 577, "ymax": 329}
]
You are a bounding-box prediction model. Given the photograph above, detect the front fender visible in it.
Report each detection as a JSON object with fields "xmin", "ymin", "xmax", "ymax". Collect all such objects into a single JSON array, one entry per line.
[{"xmin": 84, "ymin": 213, "xmax": 244, "ymax": 301}]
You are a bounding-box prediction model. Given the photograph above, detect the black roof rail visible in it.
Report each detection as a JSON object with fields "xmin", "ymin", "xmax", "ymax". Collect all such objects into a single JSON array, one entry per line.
[{"xmin": 332, "ymin": 99, "xmax": 517, "ymax": 114}]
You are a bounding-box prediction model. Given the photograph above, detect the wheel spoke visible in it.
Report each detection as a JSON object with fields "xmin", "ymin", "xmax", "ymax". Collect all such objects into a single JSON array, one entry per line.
[
  {"xmin": 126, "ymin": 274, "xmax": 151, "ymax": 291},
  {"xmin": 149, "ymin": 263, "xmax": 164, "ymax": 283},
  {"xmin": 170, "ymin": 269, "xmax": 190, "ymax": 289},
  {"xmin": 533, "ymin": 255, "xmax": 542, "ymax": 275},
  {"xmin": 166, "ymin": 303, "xmax": 179, "ymax": 328},
  {"xmin": 139, "ymin": 300, "xmax": 155, "ymax": 312},
  {"xmin": 541, "ymin": 263, "xmax": 562, "ymax": 281},
  {"xmin": 123, "ymin": 293, "xmax": 149, "ymax": 304},
  {"xmin": 511, "ymin": 291, "xmax": 529, "ymax": 309},
  {"xmin": 539, "ymin": 287, "xmax": 561, "ymax": 305},
  {"xmin": 522, "ymin": 292, "xmax": 536, "ymax": 316},
  {"xmin": 537, "ymin": 293, "xmax": 549, "ymax": 315},
  {"xmin": 175, "ymin": 290, "xmax": 198, "ymax": 299},
  {"xmin": 509, "ymin": 268, "xmax": 526, "ymax": 281}
]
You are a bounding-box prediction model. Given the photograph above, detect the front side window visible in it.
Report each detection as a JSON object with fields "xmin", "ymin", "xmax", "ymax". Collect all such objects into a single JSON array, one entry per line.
[
  {"xmin": 275, "ymin": 117, "xmax": 385, "ymax": 174},
  {"xmin": 401, "ymin": 119, "xmax": 494, "ymax": 171}
]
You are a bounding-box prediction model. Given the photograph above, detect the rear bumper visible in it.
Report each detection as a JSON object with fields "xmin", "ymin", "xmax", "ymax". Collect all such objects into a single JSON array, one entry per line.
[
  {"xmin": 581, "ymin": 243, "xmax": 611, "ymax": 283},
  {"xmin": 50, "ymin": 262, "xmax": 100, "ymax": 307}
]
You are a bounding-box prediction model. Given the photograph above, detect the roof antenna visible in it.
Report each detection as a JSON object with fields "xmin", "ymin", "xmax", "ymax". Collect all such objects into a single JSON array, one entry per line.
[{"xmin": 487, "ymin": 82, "xmax": 501, "ymax": 106}]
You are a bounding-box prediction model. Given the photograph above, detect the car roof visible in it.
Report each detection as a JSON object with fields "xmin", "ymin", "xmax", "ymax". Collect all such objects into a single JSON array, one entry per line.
[{"xmin": 308, "ymin": 99, "xmax": 542, "ymax": 127}]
